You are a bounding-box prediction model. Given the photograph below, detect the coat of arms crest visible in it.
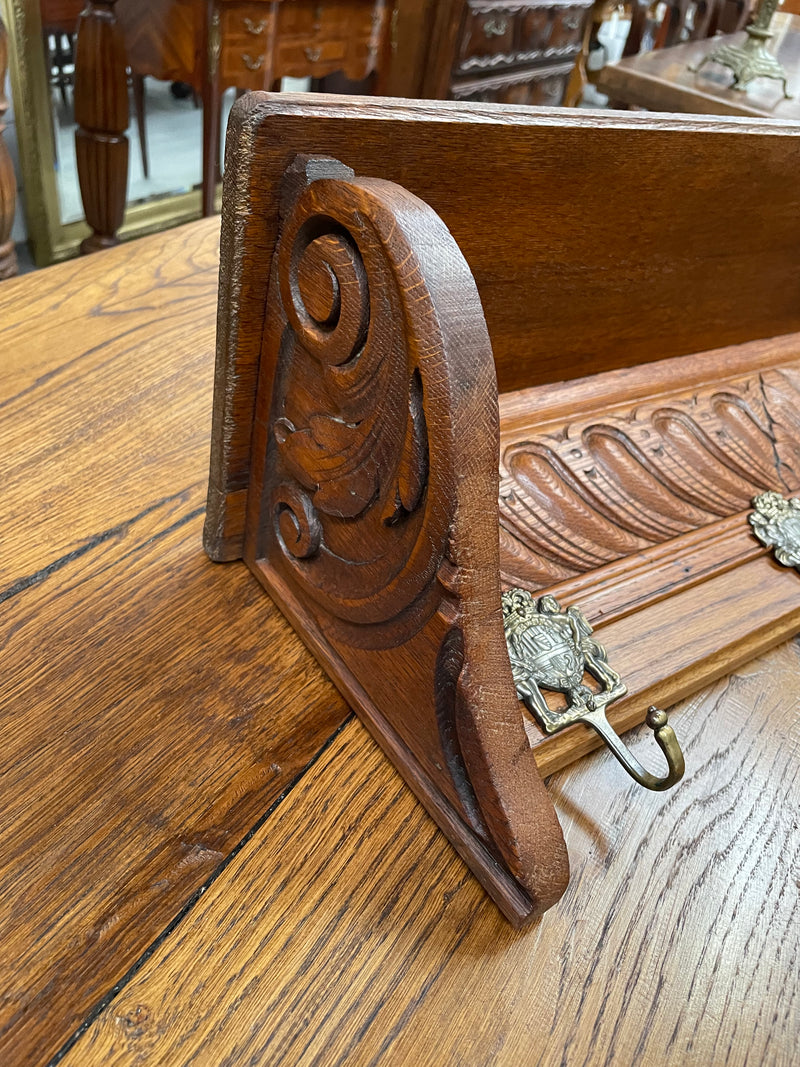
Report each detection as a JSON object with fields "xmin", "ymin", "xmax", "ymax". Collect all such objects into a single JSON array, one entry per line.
[
  {"xmin": 749, "ymin": 491, "xmax": 800, "ymax": 570},
  {"xmin": 501, "ymin": 590, "xmax": 626, "ymax": 733}
]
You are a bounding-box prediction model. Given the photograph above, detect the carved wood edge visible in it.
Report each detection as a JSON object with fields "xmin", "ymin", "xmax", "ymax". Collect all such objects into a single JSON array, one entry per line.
[
  {"xmin": 204, "ymin": 96, "xmax": 271, "ymax": 563},
  {"xmin": 239, "ymin": 155, "xmax": 570, "ymax": 925}
]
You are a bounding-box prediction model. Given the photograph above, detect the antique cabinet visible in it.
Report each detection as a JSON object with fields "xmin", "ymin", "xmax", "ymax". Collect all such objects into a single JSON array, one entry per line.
[{"xmin": 393, "ymin": 0, "xmax": 593, "ymax": 105}]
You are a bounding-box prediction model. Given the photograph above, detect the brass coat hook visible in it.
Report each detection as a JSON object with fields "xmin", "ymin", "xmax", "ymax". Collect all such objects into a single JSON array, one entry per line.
[{"xmin": 502, "ymin": 590, "xmax": 685, "ymax": 792}]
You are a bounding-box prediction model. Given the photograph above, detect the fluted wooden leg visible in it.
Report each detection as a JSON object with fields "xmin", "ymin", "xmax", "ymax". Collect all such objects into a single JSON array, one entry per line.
[
  {"xmin": 74, "ymin": 1, "xmax": 129, "ymax": 254},
  {"xmin": 0, "ymin": 14, "xmax": 18, "ymax": 279}
]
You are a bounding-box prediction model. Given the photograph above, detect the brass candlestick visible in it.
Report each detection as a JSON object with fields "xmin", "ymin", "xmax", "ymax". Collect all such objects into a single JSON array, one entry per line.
[{"xmin": 691, "ymin": 0, "xmax": 791, "ymax": 97}]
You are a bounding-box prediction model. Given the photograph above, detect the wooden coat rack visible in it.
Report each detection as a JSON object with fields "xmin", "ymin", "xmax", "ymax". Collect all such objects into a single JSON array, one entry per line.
[{"xmin": 205, "ymin": 96, "xmax": 800, "ymax": 925}]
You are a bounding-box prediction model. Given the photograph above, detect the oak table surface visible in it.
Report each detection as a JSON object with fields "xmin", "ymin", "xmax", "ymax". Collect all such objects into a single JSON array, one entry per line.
[
  {"xmin": 1, "ymin": 219, "xmax": 798, "ymax": 1067},
  {"xmin": 597, "ymin": 12, "xmax": 800, "ymax": 119}
]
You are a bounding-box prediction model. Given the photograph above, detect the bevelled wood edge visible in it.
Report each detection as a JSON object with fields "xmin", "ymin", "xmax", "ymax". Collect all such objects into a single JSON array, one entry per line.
[
  {"xmin": 204, "ymin": 95, "xmax": 270, "ymax": 563},
  {"xmin": 497, "ymin": 332, "xmax": 800, "ymax": 433},
  {"xmin": 228, "ymin": 91, "xmax": 800, "ymax": 134},
  {"xmin": 242, "ymin": 155, "xmax": 570, "ymax": 923}
]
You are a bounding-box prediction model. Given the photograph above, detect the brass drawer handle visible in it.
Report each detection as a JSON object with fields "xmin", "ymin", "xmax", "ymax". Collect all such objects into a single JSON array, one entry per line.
[
  {"xmin": 503, "ymin": 590, "xmax": 685, "ymax": 791},
  {"xmin": 241, "ymin": 52, "xmax": 264, "ymax": 71},
  {"xmin": 243, "ymin": 17, "xmax": 266, "ymax": 35},
  {"xmin": 304, "ymin": 46, "xmax": 322, "ymax": 62},
  {"xmin": 483, "ymin": 16, "xmax": 508, "ymax": 38}
]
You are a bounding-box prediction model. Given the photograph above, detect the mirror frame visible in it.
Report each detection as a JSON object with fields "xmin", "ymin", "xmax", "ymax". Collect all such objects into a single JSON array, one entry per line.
[{"xmin": 4, "ymin": 0, "xmax": 213, "ymax": 267}]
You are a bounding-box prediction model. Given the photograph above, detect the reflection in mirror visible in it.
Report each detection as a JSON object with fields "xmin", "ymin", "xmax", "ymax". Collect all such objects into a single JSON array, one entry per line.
[
  {"xmin": 10, "ymin": 0, "xmax": 384, "ymax": 264},
  {"xmin": 39, "ymin": 2, "xmax": 238, "ymax": 225}
]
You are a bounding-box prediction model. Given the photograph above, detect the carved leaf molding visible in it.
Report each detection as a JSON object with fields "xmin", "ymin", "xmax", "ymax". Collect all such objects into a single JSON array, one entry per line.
[{"xmin": 499, "ymin": 366, "xmax": 800, "ymax": 589}]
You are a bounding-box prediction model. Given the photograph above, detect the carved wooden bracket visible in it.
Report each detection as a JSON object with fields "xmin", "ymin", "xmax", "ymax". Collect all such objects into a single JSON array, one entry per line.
[{"xmin": 236, "ymin": 156, "xmax": 570, "ymax": 926}]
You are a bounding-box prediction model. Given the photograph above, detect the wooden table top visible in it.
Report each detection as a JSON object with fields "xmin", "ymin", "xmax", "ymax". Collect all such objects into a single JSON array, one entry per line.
[
  {"xmin": 1, "ymin": 219, "xmax": 798, "ymax": 1067},
  {"xmin": 597, "ymin": 13, "xmax": 800, "ymax": 119}
]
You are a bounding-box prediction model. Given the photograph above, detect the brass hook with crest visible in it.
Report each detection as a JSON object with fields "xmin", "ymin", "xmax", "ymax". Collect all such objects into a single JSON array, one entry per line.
[{"xmin": 502, "ymin": 590, "xmax": 685, "ymax": 791}]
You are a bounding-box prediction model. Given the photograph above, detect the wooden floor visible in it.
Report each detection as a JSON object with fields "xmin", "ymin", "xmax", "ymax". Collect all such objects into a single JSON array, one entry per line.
[{"xmin": 1, "ymin": 221, "xmax": 798, "ymax": 1066}]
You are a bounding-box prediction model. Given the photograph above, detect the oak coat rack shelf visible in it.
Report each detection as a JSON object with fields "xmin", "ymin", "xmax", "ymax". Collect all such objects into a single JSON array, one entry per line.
[{"xmin": 205, "ymin": 95, "xmax": 800, "ymax": 926}]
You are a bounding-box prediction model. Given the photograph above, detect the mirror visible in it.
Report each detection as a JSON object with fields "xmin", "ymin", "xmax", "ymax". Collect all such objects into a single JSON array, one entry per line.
[
  {"xmin": 6, "ymin": 0, "xmax": 393, "ymax": 265},
  {"xmin": 5, "ymin": 0, "xmax": 235, "ymax": 266}
]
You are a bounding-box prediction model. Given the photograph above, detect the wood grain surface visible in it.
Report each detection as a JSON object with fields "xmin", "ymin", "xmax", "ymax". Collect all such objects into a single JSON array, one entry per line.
[
  {"xmin": 61, "ymin": 644, "xmax": 800, "ymax": 1067},
  {"xmin": 5, "ymin": 213, "xmax": 800, "ymax": 1067},
  {"xmin": 0, "ymin": 222, "xmax": 349, "ymax": 1065}
]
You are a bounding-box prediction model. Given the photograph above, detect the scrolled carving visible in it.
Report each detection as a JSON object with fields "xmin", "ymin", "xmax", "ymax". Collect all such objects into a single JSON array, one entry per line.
[
  {"xmin": 272, "ymin": 483, "xmax": 321, "ymax": 560},
  {"xmin": 247, "ymin": 155, "xmax": 570, "ymax": 924},
  {"xmin": 263, "ymin": 167, "xmax": 454, "ymax": 642},
  {"xmin": 499, "ymin": 371, "xmax": 800, "ymax": 588}
]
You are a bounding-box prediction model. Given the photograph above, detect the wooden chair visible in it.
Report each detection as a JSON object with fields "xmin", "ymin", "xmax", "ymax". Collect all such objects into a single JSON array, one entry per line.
[
  {"xmin": 625, "ymin": 0, "xmax": 751, "ymax": 55},
  {"xmin": 205, "ymin": 95, "xmax": 800, "ymax": 925}
]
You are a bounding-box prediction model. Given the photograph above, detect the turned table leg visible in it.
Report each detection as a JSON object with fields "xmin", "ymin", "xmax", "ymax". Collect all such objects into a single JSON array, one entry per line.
[
  {"xmin": 74, "ymin": 0, "xmax": 129, "ymax": 254},
  {"xmin": 0, "ymin": 13, "xmax": 18, "ymax": 279}
]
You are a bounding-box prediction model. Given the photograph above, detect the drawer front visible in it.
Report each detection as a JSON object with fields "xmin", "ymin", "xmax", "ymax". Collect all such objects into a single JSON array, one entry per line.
[
  {"xmin": 219, "ymin": 2, "xmax": 385, "ymax": 87},
  {"xmin": 220, "ymin": 3, "xmax": 276, "ymax": 88},
  {"xmin": 451, "ymin": 60, "xmax": 573, "ymax": 105},
  {"xmin": 457, "ymin": 2, "xmax": 520, "ymax": 73},
  {"xmin": 518, "ymin": 2, "xmax": 590, "ymax": 59},
  {"xmin": 524, "ymin": 66, "xmax": 570, "ymax": 104},
  {"xmin": 274, "ymin": 0, "xmax": 384, "ymax": 79},
  {"xmin": 222, "ymin": 3, "xmax": 274, "ymax": 42},
  {"xmin": 277, "ymin": 1, "xmax": 380, "ymax": 37},
  {"xmin": 275, "ymin": 36, "xmax": 349, "ymax": 72},
  {"xmin": 221, "ymin": 44, "xmax": 271, "ymax": 88}
]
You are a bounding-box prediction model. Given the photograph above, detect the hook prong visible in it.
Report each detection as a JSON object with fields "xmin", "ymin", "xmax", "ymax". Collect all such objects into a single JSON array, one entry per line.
[{"xmin": 583, "ymin": 704, "xmax": 685, "ymax": 791}]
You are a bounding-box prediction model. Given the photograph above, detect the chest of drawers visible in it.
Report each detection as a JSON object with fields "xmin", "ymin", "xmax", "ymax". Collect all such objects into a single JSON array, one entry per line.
[
  {"xmin": 407, "ymin": 0, "xmax": 592, "ymax": 105},
  {"xmin": 217, "ymin": 0, "xmax": 389, "ymax": 91}
]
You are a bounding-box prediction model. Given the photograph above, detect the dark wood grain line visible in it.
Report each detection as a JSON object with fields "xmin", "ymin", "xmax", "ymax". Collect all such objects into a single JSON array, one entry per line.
[
  {"xmin": 56, "ymin": 644, "xmax": 800, "ymax": 1065},
  {"xmin": 0, "ymin": 489, "xmax": 200, "ymax": 605},
  {"xmin": 47, "ymin": 714, "xmax": 355, "ymax": 1067},
  {"xmin": 0, "ymin": 319, "xmax": 182, "ymax": 413}
]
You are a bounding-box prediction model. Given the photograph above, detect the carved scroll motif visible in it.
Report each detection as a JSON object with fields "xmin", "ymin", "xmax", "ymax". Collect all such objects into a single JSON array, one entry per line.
[
  {"xmin": 499, "ymin": 369, "xmax": 800, "ymax": 588},
  {"xmin": 262, "ymin": 165, "xmax": 455, "ymax": 648}
]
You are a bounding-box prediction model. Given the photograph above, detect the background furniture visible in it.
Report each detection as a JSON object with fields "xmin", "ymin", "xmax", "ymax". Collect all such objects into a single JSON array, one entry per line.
[
  {"xmin": 72, "ymin": 0, "xmax": 393, "ymax": 254},
  {"xmin": 597, "ymin": 10, "xmax": 800, "ymax": 114},
  {"xmin": 0, "ymin": 12, "xmax": 17, "ymax": 278},
  {"xmin": 1, "ymin": 201, "xmax": 798, "ymax": 1063},
  {"xmin": 389, "ymin": 0, "xmax": 594, "ymax": 105},
  {"xmin": 567, "ymin": 0, "xmax": 752, "ymax": 106}
]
